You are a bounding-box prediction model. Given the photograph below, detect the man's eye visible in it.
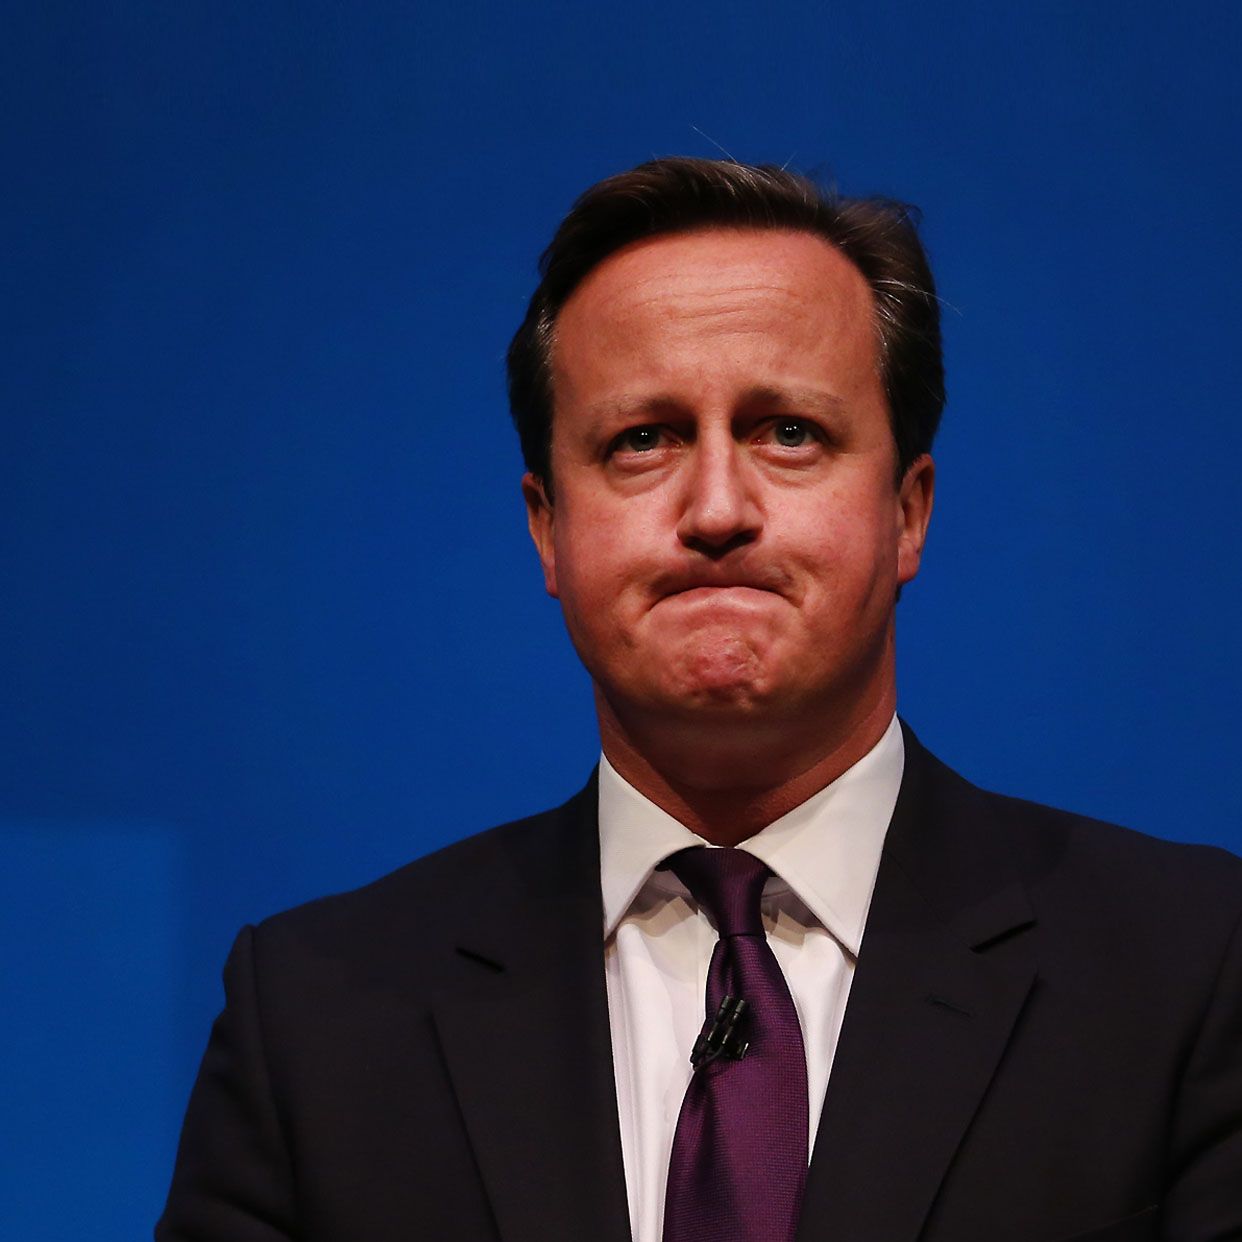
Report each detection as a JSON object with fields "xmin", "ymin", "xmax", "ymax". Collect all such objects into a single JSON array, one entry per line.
[
  {"xmin": 615, "ymin": 426, "xmax": 663, "ymax": 453},
  {"xmin": 772, "ymin": 420, "xmax": 811, "ymax": 447}
]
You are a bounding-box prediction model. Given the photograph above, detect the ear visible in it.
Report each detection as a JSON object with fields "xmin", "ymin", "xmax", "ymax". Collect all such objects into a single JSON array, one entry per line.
[
  {"xmin": 896, "ymin": 454, "xmax": 935, "ymax": 586},
  {"xmin": 522, "ymin": 473, "xmax": 559, "ymax": 598}
]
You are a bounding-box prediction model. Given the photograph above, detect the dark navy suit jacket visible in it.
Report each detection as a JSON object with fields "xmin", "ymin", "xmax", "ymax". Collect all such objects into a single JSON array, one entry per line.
[{"xmin": 157, "ymin": 727, "xmax": 1242, "ymax": 1241}]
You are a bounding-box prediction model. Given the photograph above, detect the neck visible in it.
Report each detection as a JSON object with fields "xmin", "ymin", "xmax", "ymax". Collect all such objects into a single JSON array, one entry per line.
[{"xmin": 596, "ymin": 686, "xmax": 897, "ymax": 846}]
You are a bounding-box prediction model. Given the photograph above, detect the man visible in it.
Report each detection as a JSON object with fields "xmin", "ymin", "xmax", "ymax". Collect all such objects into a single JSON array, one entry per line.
[{"xmin": 158, "ymin": 159, "xmax": 1242, "ymax": 1242}]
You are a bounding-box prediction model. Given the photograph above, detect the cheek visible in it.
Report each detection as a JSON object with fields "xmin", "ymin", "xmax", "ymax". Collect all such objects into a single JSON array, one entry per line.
[
  {"xmin": 551, "ymin": 516, "xmax": 639, "ymax": 626},
  {"xmin": 791, "ymin": 493, "xmax": 899, "ymax": 604},
  {"xmin": 552, "ymin": 494, "xmax": 667, "ymax": 604}
]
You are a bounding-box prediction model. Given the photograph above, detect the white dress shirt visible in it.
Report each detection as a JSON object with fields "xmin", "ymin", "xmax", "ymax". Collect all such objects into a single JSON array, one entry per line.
[{"xmin": 599, "ymin": 714, "xmax": 904, "ymax": 1242}]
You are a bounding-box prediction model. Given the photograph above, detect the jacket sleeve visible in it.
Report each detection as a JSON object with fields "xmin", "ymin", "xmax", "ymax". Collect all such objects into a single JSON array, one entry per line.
[
  {"xmin": 156, "ymin": 926, "xmax": 299, "ymax": 1241},
  {"xmin": 1163, "ymin": 900, "xmax": 1242, "ymax": 1239}
]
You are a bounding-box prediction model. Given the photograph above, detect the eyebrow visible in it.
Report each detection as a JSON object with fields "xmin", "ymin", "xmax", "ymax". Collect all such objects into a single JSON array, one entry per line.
[
  {"xmin": 582, "ymin": 385, "xmax": 848, "ymax": 423},
  {"xmin": 742, "ymin": 385, "xmax": 847, "ymax": 417}
]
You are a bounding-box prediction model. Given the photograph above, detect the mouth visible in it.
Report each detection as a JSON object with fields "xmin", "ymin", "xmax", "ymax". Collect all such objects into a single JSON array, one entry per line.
[
  {"xmin": 655, "ymin": 579, "xmax": 787, "ymax": 614},
  {"xmin": 649, "ymin": 564, "xmax": 791, "ymax": 610},
  {"xmin": 666, "ymin": 584, "xmax": 775, "ymax": 600}
]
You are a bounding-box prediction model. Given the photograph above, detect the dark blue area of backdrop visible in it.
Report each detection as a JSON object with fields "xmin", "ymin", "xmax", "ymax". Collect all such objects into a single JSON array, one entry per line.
[{"xmin": 4, "ymin": 3, "xmax": 1240, "ymax": 1236}]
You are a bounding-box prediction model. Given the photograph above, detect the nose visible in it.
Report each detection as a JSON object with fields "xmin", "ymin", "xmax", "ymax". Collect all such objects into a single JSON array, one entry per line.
[{"xmin": 675, "ymin": 437, "xmax": 762, "ymax": 557}]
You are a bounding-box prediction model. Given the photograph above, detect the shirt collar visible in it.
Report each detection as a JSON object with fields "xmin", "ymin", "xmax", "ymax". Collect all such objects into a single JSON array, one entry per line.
[{"xmin": 597, "ymin": 714, "xmax": 904, "ymax": 956}]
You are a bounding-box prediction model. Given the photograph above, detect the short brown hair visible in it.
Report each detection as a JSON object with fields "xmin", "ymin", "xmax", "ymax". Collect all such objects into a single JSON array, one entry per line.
[{"xmin": 507, "ymin": 157, "xmax": 945, "ymax": 490}]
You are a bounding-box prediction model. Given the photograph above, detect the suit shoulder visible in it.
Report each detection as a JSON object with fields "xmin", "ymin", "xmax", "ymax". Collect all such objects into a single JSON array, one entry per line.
[
  {"xmin": 981, "ymin": 782, "xmax": 1240, "ymax": 878},
  {"xmin": 902, "ymin": 737, "xmax": 1242, "ymax": 985},
  {"xmin": 911, "ymin": 734, "xmax": 1237, "ymax": 874},
  {"xmin": 960, "ymin": 779, "xmax": 1242, "ymax": 947},
  {"xmin": 904, "ymin": 730, "xmax": 1242, "ymax": 929}
]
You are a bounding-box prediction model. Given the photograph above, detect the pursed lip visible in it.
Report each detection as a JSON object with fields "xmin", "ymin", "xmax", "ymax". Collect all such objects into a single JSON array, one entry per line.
[{"xmin": 652, "ymin": 566, "xmax": 790, "ymax": 601}]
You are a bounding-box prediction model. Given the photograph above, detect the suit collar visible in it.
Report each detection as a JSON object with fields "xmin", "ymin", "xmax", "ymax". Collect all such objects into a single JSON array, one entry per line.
[
  {"xmin": 798, "ymin": 723, "xmax": 1038, "ymax": 1241},
  {"xmin": 881, "ymin": 721, "xmax": 1036, "ymax": 947},
  {"xmin": 432, "ymin": 774, "xmax": 632, "ymax": 1242}
]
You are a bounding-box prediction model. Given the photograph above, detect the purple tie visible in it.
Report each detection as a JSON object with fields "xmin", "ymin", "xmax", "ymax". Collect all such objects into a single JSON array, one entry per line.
[{"xmin": 662, "ymin": 847, "xmax": 809, "ymax": 1242}]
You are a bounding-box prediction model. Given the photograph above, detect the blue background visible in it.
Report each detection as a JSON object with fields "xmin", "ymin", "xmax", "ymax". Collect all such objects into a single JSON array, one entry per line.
[{"xmin": 4, "ymin": 3, "xmax": 1240, "ymax": 1236}]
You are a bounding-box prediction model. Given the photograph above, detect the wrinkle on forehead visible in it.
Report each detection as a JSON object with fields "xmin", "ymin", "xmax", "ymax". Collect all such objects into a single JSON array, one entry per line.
[
  {"xmin": 580, "ymin": 232, "xmax": 868, "ymax": 309},
  {"xmin": 551, "ymin": 229, "xmax": 880, "ymax": 405},
  {"xmin": 558, "ymin": 229, "xmax": 872, "ymax": 343},
  {"xmin": 622, "ymin": 279, "xmax": 827, "ymax": 333}
]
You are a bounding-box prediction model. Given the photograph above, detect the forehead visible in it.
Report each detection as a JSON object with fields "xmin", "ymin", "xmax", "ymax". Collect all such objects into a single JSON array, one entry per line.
[{"xmin": 550, "ymin": 227, "xmax": 879, "ymax": 401}]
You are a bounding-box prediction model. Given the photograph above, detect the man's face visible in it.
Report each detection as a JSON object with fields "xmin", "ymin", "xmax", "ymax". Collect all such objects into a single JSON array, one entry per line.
[{"xmin": 524, "ymin": 227, "xmax": 933, "ymax": 739}]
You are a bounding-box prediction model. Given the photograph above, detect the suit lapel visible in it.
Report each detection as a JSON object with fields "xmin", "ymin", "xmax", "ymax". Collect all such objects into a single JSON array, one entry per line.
[
  {"xmin": 432, "ymin": 778, "xmax": 632, "ymax": 1242},
  {"xmin": 798, "ymin": 729, "xmax": 1038, "ymax": 1242}
]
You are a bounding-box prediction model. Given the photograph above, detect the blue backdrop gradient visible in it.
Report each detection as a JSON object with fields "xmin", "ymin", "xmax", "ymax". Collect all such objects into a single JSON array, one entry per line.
[{"xmin": 4, "ymin": 4, "xmax": 1240, "ymax": 1236}]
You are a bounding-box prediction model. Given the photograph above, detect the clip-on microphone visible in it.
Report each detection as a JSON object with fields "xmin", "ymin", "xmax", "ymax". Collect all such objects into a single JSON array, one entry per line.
[{"xmin": 689, "ymin": 995, "xmax": 749, "ymax": 1069}]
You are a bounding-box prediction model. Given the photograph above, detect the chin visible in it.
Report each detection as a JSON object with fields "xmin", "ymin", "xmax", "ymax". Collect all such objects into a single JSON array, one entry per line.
[
  {"xmin": 653, "ymin": 666, "xmax": 787, "ymax": 718},
  {"xmin": 667, "ymin": 633, "xmax": 773, "ymax": 700}
]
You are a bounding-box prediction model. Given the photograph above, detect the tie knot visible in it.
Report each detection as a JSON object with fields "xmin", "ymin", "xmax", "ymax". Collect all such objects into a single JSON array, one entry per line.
[{"xmin": 666, "ymin": 847, "xmax": 770, "ymax": 937}]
